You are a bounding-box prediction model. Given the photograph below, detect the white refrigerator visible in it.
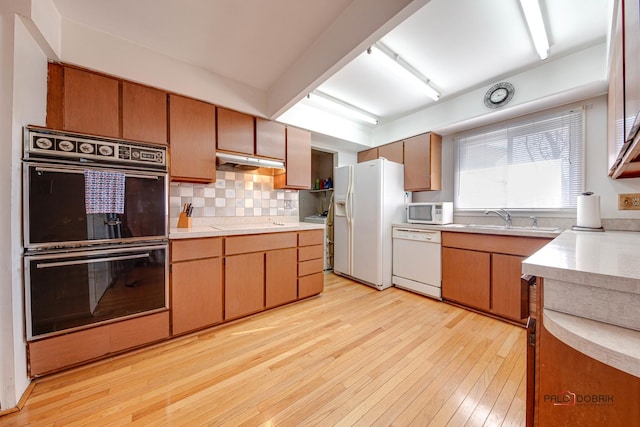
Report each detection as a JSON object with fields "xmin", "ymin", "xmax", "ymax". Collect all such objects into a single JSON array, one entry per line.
[{"xmin": 333, "ymin": 158, "xmax": 407, "ymax": 290}]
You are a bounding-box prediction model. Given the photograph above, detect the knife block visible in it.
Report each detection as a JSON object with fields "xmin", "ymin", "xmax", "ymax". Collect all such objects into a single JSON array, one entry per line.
[{"xmin": 177, "ymin": 212, "xmax": 192, "ymax": 228}]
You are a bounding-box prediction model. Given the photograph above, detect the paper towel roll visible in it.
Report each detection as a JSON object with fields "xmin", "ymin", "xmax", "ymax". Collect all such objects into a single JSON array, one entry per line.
[{"xmin": 576, "ymin": 193, "xmax": 601, "ymax": 228}]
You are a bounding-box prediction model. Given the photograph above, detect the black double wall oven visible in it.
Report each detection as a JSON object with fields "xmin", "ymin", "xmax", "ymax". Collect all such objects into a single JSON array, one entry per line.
[{"xmin": 23, "ymin": 127, "xmax": 169, "ymax": 340}]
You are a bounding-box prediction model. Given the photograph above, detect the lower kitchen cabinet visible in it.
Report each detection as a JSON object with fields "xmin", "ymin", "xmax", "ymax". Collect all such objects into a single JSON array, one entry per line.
[
  {"xmin": 442, "ymin": 247, "xmax": 490, "ymax": 311},
  {"xmin": 298, "ymin": 230, "xmax": 325, "ymax": 298},
  {"xmin": 27, "ymin": 311, "xmax": 169, "ymax": 377},
  {"xmin": 442, "ymin": 232, "xmax": 550, "ymax": 323},
  {"xmin": 225, "ymin": 252, "xmax": 266, "ymax": 319},
  {"xmin": 265, "ymin": 248, "xmax": 298, "ymax": 308},
  {"xmin": 170, "ymin": 238, "xmax": 223, "ymax": 335}
]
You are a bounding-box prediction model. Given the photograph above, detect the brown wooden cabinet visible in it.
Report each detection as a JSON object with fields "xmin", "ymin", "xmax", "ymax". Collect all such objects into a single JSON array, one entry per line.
[
  {"xmin": 297, "ymin": 230, "xmax": 325, "ymax": 298},
  {"xmin": 225, "ymin": 252, "xmax": 266, "ymax": 319},
  {"xmin": 122, "ymin": 81, "xmax": 168, "ymax": 145},
  {"xmin": 47, "ymin": 64, "xmax": 120, "ymax": 138},
  {"xmin": 377, "ymin": 141, "xmax": 404, "ymax": 164},
  {"xmin": 169, "ymin": 94, "xmax": 217, "ymax": 182},
  {"xmin": 442, "ymin": 232, "xmax": 551, "ymax": 323},
  {"xmin": 265, "ymin": 248, "xmax": 298, "ymax": 308},
  {"xmin": 170, "ymin": 238, "xmax": 223, "ymax": 335},
  {"xmin": 357, "ymin": 147, "xmax": 378, "ymax": 163},
  {"xmin": 27, "ymin": 312, "xmax": 169, "ymax": 377},
  {"xmin": 256, "ymin": 118, "xmax": 285, "ymax": 160},
  {"xmin": 403, "ymin": 133, "xmax": 442, "ymax": 191},
  {"xmin": 217, "ymin": 107, "xmax": 255, "ymax": 155},
  {"xmin": 47, "ymin": 64, "xmax": 169, "ymax": 145},
  {"xmin": 275, "ymin": 126, "xmax": 311, "ymax": 189}
]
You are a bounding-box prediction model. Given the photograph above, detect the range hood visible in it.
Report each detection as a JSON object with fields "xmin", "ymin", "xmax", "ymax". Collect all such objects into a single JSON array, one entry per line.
[{"xmin": 216, "ymin": 152, "xmax": 285, "ymax": 170}]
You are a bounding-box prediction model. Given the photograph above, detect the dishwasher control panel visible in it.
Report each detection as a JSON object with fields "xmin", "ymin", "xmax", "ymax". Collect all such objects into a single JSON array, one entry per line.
[{"xmin": 392, "ymin": 228, "xmax": 442, "ymax": 243}]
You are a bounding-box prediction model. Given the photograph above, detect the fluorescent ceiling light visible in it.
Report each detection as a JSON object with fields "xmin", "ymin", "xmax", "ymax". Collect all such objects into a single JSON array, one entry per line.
[
  {"xmin": 368, "ymin": 42, "xmax": 440, "ymax": 101},
  {"xmin": 520, "ymin": 0, "xmax": 549, "ymax": 60},
  {"xmin": 309, "ymin": 91, "xmax": 379, "ymax": 125}
]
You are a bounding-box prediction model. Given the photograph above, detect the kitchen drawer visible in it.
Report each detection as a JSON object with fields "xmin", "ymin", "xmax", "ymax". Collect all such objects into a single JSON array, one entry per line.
[
  {"xmin": 298, "ymin": 230, "xmax": 324, "ymax": 247},
  {"xmin": 442, "ymin": 232, "xmax": 550, "ymax": 257},
  {"xmin": 225, "ymin": 232, "xmax": 297, "ymax": 255},
  {"xmin": 298, "ymin": 244, "xmax": 323, "ymax": 261},
  {"xmin": 298, "ymin": 258, "xmax": 323, "ymax": 277},
  {"xmin": 299, "ymin": 272, "xmax": 323, "ymax": 298},
  {"xmin": 171, "ymin": 238, "xmax": 222, "ymax": 262}
]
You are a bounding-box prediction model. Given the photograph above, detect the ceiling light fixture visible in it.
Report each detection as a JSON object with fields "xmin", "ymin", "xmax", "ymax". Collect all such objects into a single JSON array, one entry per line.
[
  {"xmin": 308, "ymin": 91, "xmax": 379, "ymax": 125},
  {"xmin": 520, "ymin": 0, "xmax": 549, "ymax": 60},
  {"xmin": 368, "ymin": 41, "xmax": 440, "ymax": 101}
]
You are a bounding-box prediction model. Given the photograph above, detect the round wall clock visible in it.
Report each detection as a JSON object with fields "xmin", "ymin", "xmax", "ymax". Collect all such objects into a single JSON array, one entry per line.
[{"xmin": 484, "ymin": 82, "xmax": 515, "ymax": 109}]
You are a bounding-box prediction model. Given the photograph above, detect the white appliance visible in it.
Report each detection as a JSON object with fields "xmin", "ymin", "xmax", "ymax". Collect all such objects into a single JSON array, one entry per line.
[
  {"xmin": 407, "ymin": 202, "xmax": 453, "ymax": 224},
  {"xmin": 392, "ymin": 227, "xmax": 442, "ymax": 300},
  {"xmin": 303, "ymin": 214, "xmax": 328, "ymax": 270},
  {"xmin": 333, "ymin": 158, "xmax": 407, "ymax": 290}
]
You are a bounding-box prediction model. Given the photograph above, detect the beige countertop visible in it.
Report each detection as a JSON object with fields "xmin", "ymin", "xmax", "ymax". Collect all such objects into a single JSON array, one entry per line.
[
  {"xmin": 392, "ymin": 222, "xmax": 563, "ymax": 239},
  {"xmin": 170, "ymin": 222, "xmax": 325, "ymax": 239},
  {"xmin": 522, "ymin": 229, "xmax": 640, "ymax": 378}
]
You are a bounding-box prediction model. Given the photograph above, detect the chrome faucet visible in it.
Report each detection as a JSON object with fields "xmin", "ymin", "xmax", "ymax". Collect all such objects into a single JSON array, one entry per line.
[{"xmin": 484, "ymin": 209, "xmax": 512, "ymax": 227}]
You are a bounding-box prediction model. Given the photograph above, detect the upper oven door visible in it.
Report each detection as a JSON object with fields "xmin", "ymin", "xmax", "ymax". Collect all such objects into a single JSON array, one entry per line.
[{"xmin": 24, "ymin": 162, "xmax": 167, "ymax": 250}]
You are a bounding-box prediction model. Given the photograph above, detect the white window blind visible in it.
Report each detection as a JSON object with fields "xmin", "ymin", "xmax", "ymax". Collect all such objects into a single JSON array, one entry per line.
[{"xmin": 455, "ymin": 108, "xmax": 584, "ymax": 210}]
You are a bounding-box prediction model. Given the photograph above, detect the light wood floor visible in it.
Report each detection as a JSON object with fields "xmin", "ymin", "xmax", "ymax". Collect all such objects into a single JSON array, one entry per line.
[{"xmin": 0, "ymin": 273, "xmax": 526, "ymax": 426}]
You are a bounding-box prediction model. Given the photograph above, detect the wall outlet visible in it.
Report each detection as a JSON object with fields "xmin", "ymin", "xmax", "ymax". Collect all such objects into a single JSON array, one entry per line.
[{"xmin": 618, "ymin": 193, "xmax": 640, "ymax": 210}]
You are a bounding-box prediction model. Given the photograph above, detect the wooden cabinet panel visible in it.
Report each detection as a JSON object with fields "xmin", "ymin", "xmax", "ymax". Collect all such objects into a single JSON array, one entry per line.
[
  {"xmin": 378, "ymin": 141, "xmax": 403, "ymax": 164},
  {"xmin": 63, "ymin": 67, "xmax": 120, "ymax": 138},
  {"xmin": 442, "ymin": 247, "xmax": 490, "ymax": 310},
  {"xmin": 298, "ymin": 258, "xmax": 323, "ymax": 277},
  {"xmin": 122, "ymin": 82, "xmax": 167, "ymax": 145},
  {"xmin": 275, "ymin": 126, "xmax": 311, "ymax": 189},
  {"xmin": 298, "ymin": 230, "xmax": 324, "ymax": 246},
  {"xmin": 537, "ymin": 325, "xmax": 640, "ymax": 426},
  {"xmin": 357, "ymin": 148, "xmax": 378, "ymax": 163},
  {"xmin": 169, "ymin": 94, "xmax": 216, "ymax": 182},
  {"xmin": 171, "ymin": 257, "xmax": 223, "ymax": 335},
  {"xmin": 217, "ymin": 107, "xmax": 255, "ymax": 154},
  {"xmin": 403, "ymin": 133, "xmax": 442, "ymax": 191},
  {"xmin": 266, "ymin": 248, "xmax": 298, "ymax": 308},
  {"xmin": 225, "ymin": 252, "xmax": 265, "ymax": 319},
  {"xmin": 28, "ymin": 327, "xmax": 110, "ymax": 377},
  {"xmin": 298, "ymin": 245, "xmax": 323, "ymax": 262},
  {"xmin": 256, "ymin": 118, "xmax": 285, "ymax": 160},
  {"xmin": 110, "ymin": 311, "xmax": 169, "ymax": 352},
  {"xmin": 171, "ymin": 238, "xmax": 222, "ymax": 262},
  {"xmin": 442, "ymin": 232, "xmax": 551, "ymax": 257},
  {"xmin": 299, "ymin": 273, "xmax": 324, "ymax": 299},
  {"xmin": 491, "ymin": 253, "xmax": 527, "ymax": 321},
  {"xmin": 225, "ymin": 232, "xmax": 297, "ymax": 255}
]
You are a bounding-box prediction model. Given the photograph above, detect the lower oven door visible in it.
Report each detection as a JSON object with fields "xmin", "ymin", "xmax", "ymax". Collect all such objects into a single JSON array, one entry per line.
[{"xmin": 25, "ymin": 243, "xmax": 168, "ymax": 340}]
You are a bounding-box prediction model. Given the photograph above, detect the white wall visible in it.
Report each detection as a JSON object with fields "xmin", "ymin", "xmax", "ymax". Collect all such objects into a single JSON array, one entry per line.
[
  {"xmin": 0, "ymin": 11, "xmax": 48, "ymax": 409},
  {"xmin": 412, "ymin": 95, "xmax": 640, "ymax": 221}
]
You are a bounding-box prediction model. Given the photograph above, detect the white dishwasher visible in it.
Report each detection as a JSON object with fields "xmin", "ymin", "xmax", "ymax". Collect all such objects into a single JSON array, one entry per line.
[{"xmin": 392, "ymin": 227, "xmax": 442, "ymax": 300}]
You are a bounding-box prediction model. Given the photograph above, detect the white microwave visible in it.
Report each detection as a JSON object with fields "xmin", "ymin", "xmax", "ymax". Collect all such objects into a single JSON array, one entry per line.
[{"xmin": 407, "ymin": 202, "xmax": 454, "ymax": 224}]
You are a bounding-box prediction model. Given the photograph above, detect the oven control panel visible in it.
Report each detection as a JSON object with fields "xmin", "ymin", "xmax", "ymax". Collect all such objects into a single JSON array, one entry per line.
[{"xmin": 24, "ymin": 127, "xmax": 167, "ymax": 169}]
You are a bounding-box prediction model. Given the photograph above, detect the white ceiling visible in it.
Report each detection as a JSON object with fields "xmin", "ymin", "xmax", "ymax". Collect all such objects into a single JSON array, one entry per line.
[{"xmin": 52, "ymin": 0, "xmax": 611, "ymax": 128}]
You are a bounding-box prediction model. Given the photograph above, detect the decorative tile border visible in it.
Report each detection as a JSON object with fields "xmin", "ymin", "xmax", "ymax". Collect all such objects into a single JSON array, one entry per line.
[{"xmin": 169, "ymin": 171, "xmax": 298, "ymax": 220}]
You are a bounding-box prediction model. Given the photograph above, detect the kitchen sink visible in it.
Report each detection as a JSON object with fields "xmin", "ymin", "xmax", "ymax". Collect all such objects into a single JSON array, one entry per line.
[{"xmin": 466, "ymin": 224, "xmax": 561, "ymax": 233}]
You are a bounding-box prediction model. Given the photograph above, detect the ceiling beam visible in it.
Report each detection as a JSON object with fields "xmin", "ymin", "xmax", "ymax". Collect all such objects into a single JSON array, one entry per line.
[{"xmin": 266, "ymin": 0, "xmax": 430, "ymax": 120}]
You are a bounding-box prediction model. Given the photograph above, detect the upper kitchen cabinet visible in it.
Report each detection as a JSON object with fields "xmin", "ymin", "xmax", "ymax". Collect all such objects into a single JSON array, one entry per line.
[
  {"xmin": 357, "ymin": 147, "xmax": 378, "ymax": 163},
  {"xmin": 608, "ymin": 0, "xmax": 640, "ymax": 178},
  {"xmin": 377, "ymin": 141, "xmax": 404, "ymax": 164},
  {"xmin": 169, "ymin": 94, "xmax": 217, "ymax": 182},
  {"xmin": 255, "ymin": 118, "xmax": 285, "ymax": 160},
  {"xmin": 47, "ymin": 64, "xmax": 169, "ymax": 145},
  {"xmin": 274, "ymin": 126, "xmax": 311, "ymax": 189},
  {"xmin": 217, "ymin": 107, "xmax": 255, "ymax": 155},
  {"xmin": 47, "ymin": 64, "xmax": 120, "ymax": 138},
  {"xmin": 403, "ymin": 133, "xmax": 442, "ymax": 191},
  {"xmin": 122, "ymin": 82, "xmax": 168, "ymax": 145}
]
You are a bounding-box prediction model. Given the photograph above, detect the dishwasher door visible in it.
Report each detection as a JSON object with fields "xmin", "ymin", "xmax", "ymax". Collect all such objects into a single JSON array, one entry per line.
[{"xmin": 392, "ymin": 228, "xmax": 442, "ymax": 300}]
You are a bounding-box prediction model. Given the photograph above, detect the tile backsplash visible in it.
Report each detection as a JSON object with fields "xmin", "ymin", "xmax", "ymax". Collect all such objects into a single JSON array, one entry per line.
[{"xmin": 170, "ymin": 171, "xmax": 298, "ymax": 224}]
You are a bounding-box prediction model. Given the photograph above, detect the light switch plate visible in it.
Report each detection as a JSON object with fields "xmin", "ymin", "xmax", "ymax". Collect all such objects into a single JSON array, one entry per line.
[{"xmin": 618, "ymin": 193, "xmax": 640, "ymax": 210}]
